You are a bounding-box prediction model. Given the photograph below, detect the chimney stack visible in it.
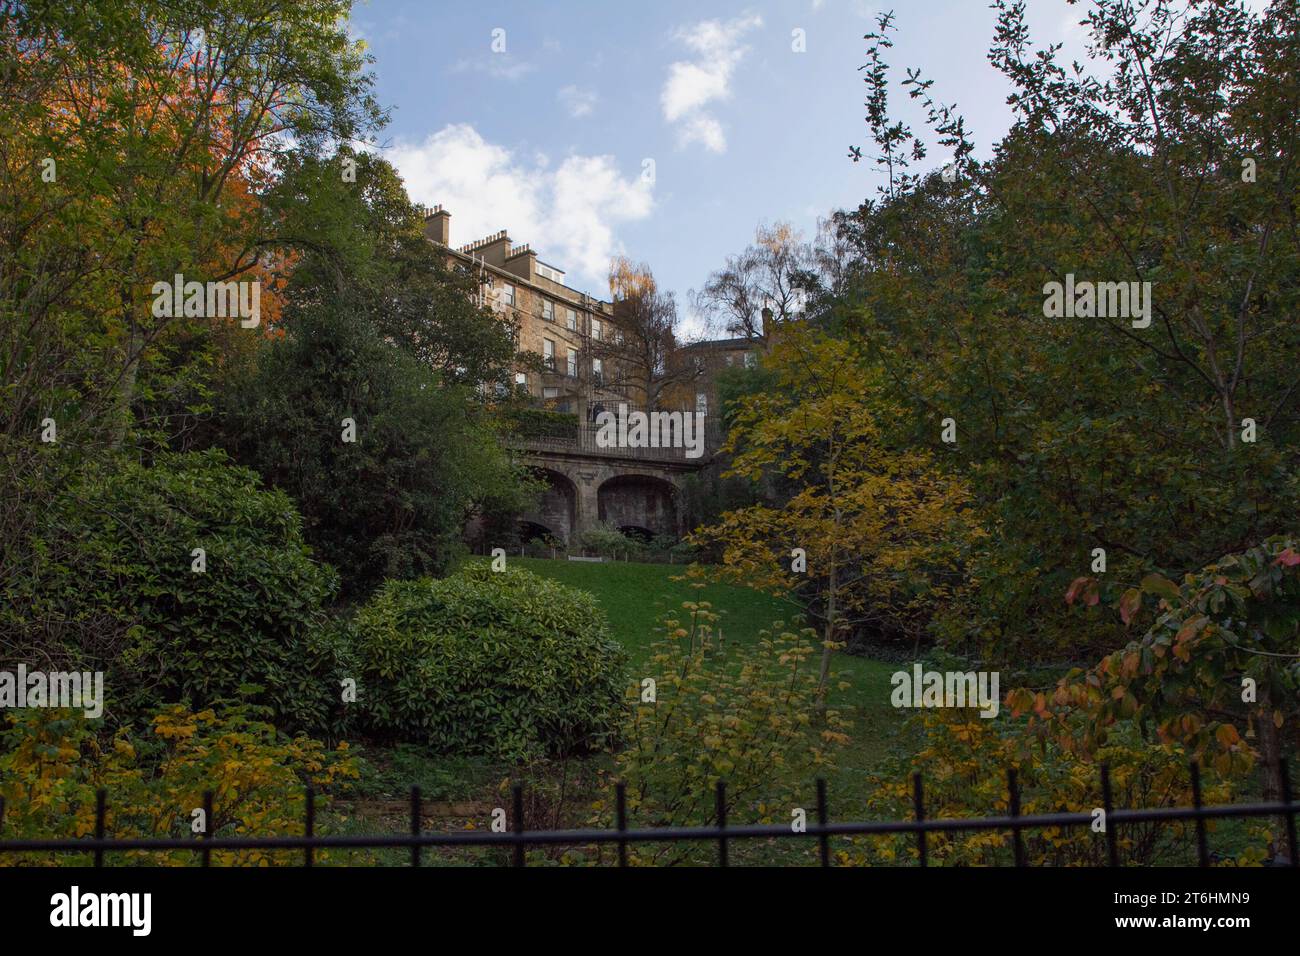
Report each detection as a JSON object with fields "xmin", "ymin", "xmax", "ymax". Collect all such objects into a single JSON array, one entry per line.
[{"xmin": 423, "ymin": 204, "xmax": 451, "ymax": 245}]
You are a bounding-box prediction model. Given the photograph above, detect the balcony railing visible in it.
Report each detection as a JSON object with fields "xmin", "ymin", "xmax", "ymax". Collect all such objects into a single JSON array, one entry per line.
[{"xmin": 510, "ymin": 420, "xmax": 722, "ymax": 463}]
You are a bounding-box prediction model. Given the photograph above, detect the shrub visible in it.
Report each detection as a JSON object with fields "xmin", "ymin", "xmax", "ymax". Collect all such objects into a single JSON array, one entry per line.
[
  {"xmin": 0, "ymin": 704, "xmax": 358, "ymax": 867},
  {"xmin": 1, "ymin": 450, "xmax": 348, "ymax": 736},
  {"xmin": 577, "ymin": 523, "xmax": 644, "ymax": 561},
  {"xmin": 843, "ymin": 708, "xmax": 1266, "ymax": 867},
  {"xmin": 590, "ymin": 604, "xmax": 849, "ymax": 865},
  {"xmin": 500, "ymin": 407, "xmax": 579, "ymax": 440},
  {"xmin": 353, "ymin": 564, "xmax": 627, "ymax": 758}
]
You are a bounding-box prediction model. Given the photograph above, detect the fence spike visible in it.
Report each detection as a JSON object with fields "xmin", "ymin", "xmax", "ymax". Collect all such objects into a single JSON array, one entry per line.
[
  {"xmin": 201, "ymin": 790, "xmax": 213, "ymax": 868},
  {"xmin": 1100, "ymin": 764, "xmax": 1118, "ymax": 867},
  {"xmin": 94, "ymin": 788, "xmax": 106, "ymax": 868},
  {"xmin": 410, "ymin": 786, "xmax": 422, "ymax": 868},
  {"xmin": 1278, "ymin": 757, "xmax": 1296, "ymax": 867},
  {"xmin": 304, "ymin": 786, "xmax": 315, "ymax": 868},
  {"xmin": 913, "ymin": 773, "xmax": 927, "ymax": 867},
  {"xmin": 816, "ymin": 778, "xmax": 830, "ymax": 867},
  {"xmin": 715, "ymin": 781, "xmax": 728, "ymax": 867},
  {"xmin": 615, "ymin": 781, "xmax": 628, "ymax": 868},
  {"xmin": 512, "ymin": 783, "xmax": 525, "ymax": 867},
  {"xmin": 1189, "ymin": 762, "xmax": 1209, "ymax": 867},
  {"xmin": 1007, "ymin": 768, "xmax": 1025, "ymax": 867}
]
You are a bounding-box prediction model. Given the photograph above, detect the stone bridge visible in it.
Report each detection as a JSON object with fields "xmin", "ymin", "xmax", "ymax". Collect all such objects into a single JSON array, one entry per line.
[{"xmin": 509, "ymin": 423, "xmax": 719, "ymax": 543}]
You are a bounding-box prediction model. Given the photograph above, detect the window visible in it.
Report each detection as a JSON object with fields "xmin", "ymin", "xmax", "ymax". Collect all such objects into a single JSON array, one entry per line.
[
  {"xmin": 591, "ymin": 318, "xmax": 602, "ymax": 341},
  {"xmin": 543, "ymin": 338, "xmax": 555, "ymax": 370},
  {"xmin": 592, "ymin": 357, "xmax": 603, "ymax": 384},
  {"xmin": 541, "ymin": 299, "xmax": 554, "ymax": 322},
  {"xmin": 565, "ymin": 308, "xmax": 577, "ymax": 330},
  {"xmin": 743, "ymin": 352, "xmax": 757, "ymax": 369},
  {"xmin": 696, "ymin": 392, "xmax": 708, "ymax": 415},
  {"xmin": 543, "ymin": 386, "xmax": 560, "ymax": 399},
  {"xmin": 515, "ymin": 372, "xmax": 527, "ymax": 386},
  {"xmin": 566, "ymin": 347, "xmax": 578, "ymax": 378},
  {"xmin": 500, "ymin": 283, "xmax": 516, "ymax": 307}
]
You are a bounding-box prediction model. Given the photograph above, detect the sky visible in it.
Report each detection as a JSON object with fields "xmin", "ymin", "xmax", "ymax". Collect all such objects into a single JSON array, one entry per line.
[{"xmin": 350, "ymin": 0, "xmax": 1103, "ymax": 331}]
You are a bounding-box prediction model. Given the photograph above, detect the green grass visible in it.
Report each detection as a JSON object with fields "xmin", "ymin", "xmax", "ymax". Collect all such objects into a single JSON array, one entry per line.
[
  {"xmin": 471, "ymin": 556, "xmax": 911, "ymax": 808},
  {"xmin": 483, "ymin": 556, "xmax": 793, "ymax": 668}
]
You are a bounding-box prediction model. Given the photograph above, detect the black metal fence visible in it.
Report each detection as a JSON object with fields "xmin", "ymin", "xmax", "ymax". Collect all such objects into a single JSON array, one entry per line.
[{"xmin": 1, "ymin": 760, "xmax": 1295, "ymax": 867}]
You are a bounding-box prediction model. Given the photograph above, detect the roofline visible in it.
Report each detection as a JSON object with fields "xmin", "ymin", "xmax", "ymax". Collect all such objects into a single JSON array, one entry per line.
[{"xmin": 440, "ymin": 243, "xmax": 611, "ymax": 310}]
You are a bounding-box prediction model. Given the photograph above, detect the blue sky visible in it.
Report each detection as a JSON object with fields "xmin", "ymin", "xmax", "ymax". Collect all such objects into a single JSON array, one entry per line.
[{"xmin": 351, "ymin": 0, "xmax": 1097, "ymax": 331}]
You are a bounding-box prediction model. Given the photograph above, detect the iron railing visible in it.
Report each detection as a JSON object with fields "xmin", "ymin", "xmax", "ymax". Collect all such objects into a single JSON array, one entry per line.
[
  {"xmin": 511, "ymin": 422, "xmax": 721, "ymax": 463},
  {"xmin": 0, "ymin": 760, "xmax": 1295, "ymax": 867}
]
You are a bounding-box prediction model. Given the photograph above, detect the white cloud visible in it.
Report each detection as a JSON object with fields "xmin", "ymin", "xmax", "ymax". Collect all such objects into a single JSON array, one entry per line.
[
  {"xmin": 558, "ymin": 85, "xmax": 598, "ymax": 118},
  {"xmin": 387, "ymin": 124, "xmax": 653, "ymax": 289},
  {"xmin": 678, "ymin": 114, "xmax": 725, "ymax": 153},
  {"xmin": 660, "ymin": 13, "xmax": 763, "ymax": 153}
]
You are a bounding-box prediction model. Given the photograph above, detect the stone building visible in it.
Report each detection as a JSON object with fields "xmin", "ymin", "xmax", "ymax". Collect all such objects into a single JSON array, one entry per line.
[
  {"xmin": 420, "ymin": 203, "xmax": 734, "ymax": 545},
  {"xmin": 662, "ymin": 336, "xmax": 760, "ymax": 421},
  {"xmin": 421, "ymin": 204, "xmax": 633, "ymax": 421}
]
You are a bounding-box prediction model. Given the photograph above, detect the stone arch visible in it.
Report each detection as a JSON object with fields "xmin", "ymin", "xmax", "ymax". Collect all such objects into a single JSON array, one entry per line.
[
  {"xmin": 523, "ymin": 467, "xmax": 577, "ymax": 543},
  {"xmin": 597, "ymin": 473, "xmax": 678, "ymax": 539},
  {"xmin": 519, "ymin": 520, "xmax": 557, "ymax": 543}
]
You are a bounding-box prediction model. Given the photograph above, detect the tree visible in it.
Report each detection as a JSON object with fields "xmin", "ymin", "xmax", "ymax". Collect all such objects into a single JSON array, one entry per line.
[
  {"xmin": 837, "ymin": 1, "xmax": 1300, "ymax": 662},
  {"xmin": 0, "ymin": 0, "xmax": 382, "ymax": 446},
  {"xmin": 216, "ymin": 152, "xmax": 533, "ymax": 594},
  {"xmin": 687, "ymin": 326, "xmax": 983, "ymax": 703},
  {"xmin": 262, "ymin": 148, "xmax": 518, "ymax": 393},
  {"xmin": 594, "ymin": 258, "xmax": 696, "ymax": 410},
  {"xmin": 691, "ymin": 222, "xmax": 815, "ymax": 341},
  {"xmin": 0, "ymin": 0, "xmax": 383, "ymax": 599}
]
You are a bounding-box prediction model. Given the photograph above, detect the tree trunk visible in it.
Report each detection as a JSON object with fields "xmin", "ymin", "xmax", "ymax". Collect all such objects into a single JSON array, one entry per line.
[
  {"xmin": 109, "ymin": 305, "xmax": 141, "ymax": 447},
  {"xmin": 1256, "ymin": 683, "xmax": 1292, "ymax": 863},
  {"xmin": 816, "ymin": 560, "xmax": 837, "ymax": 715},
  {"xmin": 1248, "ymin": 686, "xmax": 1289, "ymax": 863}
]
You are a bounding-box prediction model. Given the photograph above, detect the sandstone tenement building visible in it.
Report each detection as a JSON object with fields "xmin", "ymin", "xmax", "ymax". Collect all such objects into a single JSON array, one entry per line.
[{"xmin": 420, "ymin": 204, "xmax": 636, "ymax": 421}]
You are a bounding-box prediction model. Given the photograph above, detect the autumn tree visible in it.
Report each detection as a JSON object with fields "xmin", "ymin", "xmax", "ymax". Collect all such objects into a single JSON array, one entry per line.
[
  {"xmin": 1025, "ymin": 538, "xmax": 1300, "ymax": 860},
  {"xmin": 691, "ymin": 222, "xmax": 816, "ymax": 342},
  {"xmin": 0, "ymin": 0, "xmax": 383, "ymax": 591},
  {"xmin": 598, "ymin": 257, "xmax": 697, "ymax": 409},
  {"xmin": 687, "ymin": 326, "xmax": 983, "ymax": 704}
]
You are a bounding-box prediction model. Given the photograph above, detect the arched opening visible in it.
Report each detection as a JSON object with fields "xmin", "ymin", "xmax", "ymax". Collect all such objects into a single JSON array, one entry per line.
[
  {"xmin": 618, "ymin": 525, "xmax": 655, "ymax": 543},
  {"xmin": 598, "ymin": 474, "xmax": 677, "ymax": 539},
  {"xmin": 518, "ymin": 520, "xmax": 557, "ymax": 544},
  {"xmin": 521, "ymin": 468, "xmax": 577, "ymax": 544}
]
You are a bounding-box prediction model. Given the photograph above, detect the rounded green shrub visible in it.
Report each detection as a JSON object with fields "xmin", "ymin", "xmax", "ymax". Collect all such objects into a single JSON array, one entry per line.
[
  {"xmin": 354, "ymin": 564, "xmax": 627, "ymax": 758},
  {"xmin": 3, "ymin": 450, "xmax": 348, "ymax": 736}
]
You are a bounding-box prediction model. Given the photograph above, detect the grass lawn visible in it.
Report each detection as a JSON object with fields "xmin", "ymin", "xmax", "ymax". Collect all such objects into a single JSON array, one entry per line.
[{"xmin": 473, "ymin": 556, "xmax": 912, "ymax": 812}]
